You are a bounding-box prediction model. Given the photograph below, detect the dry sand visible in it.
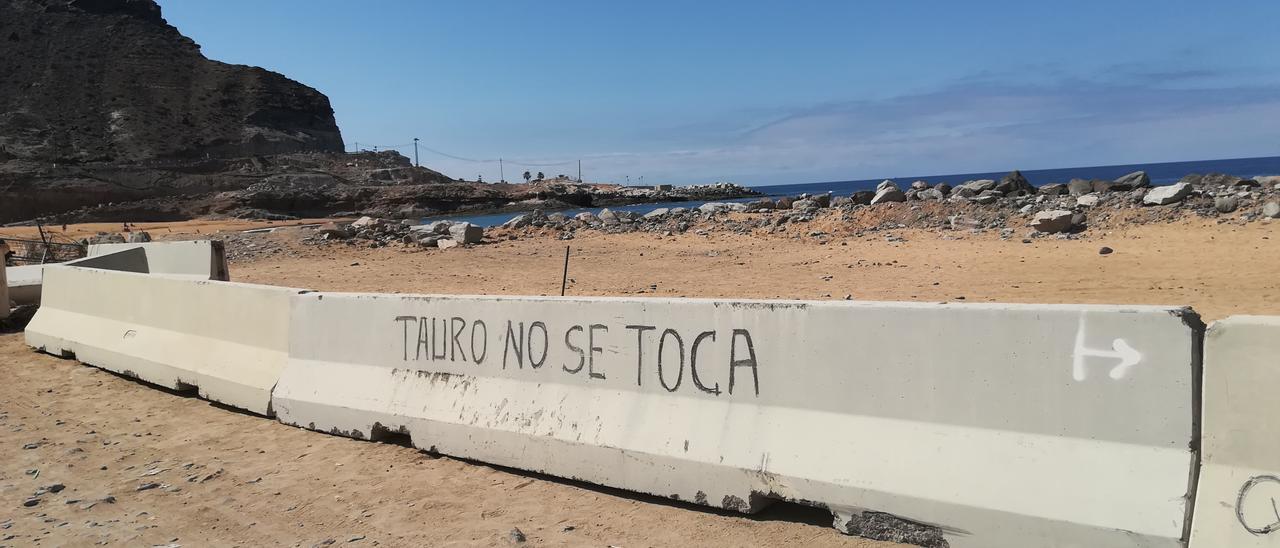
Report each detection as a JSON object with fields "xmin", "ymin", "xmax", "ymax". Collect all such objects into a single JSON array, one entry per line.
[
  {"xmin": 225, "ymin": 217, "xmax": 1278, "ymax": 321},
  {"xmin": 2, "ymin": 217, "xmax": 1278, "ymax": 547}
]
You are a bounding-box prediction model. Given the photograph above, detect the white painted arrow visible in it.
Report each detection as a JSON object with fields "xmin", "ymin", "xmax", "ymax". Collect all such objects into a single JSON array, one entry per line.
[{"xmin": 1072, "ymin": 316, "xmax": 1143, "ymax": 381}]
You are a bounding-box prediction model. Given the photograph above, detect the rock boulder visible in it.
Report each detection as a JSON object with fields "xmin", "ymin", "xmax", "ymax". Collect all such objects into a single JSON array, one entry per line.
[
  {"xmin": 1030, "ymin": 210, "xmax": 1077, "ymax": 233},
  {"xmin": 1142, "ymin": 183, "xmax": 1193, "ymax": 206},
  {"xmin": 448, "ymin": 222, "xmax": 483, "ymax": 244}
]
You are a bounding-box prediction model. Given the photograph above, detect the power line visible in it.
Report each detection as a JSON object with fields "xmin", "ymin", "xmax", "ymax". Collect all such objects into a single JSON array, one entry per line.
[
  {"xmin": 351, "ymin": 140, "xmax": 579, "ymax": 167},
  {"xmin": 504, "ymin": 158, "xmax": 578, "ymax": 168},
  {"xmin": 413, "ymin": 143, "xmax": 497, "ymax": 163}
]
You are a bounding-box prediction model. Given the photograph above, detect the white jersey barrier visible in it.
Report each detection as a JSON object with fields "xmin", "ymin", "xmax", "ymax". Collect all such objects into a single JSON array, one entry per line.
[
  {"xmin": 25, "ymin": 265, "xmax": 304, "ymax": 416},
  {"xmin": 0, "ymin": 240, "xmax": 8, "ymax": 319},
  {"xmin": 86, "ymin": 240, "xmax": 229, "ymax": 281},
  {"xmin": 273, "ymin": 293, "xmax": 1201, "ymax": 547},
  {"xmin": 1190, "ymin": 316, "xmax": 1280, "ymax": 547},
  {"xmin": 6, "ymin": 264, "xmax": 43, "ymax": 309},
  {"xmin": 7, "ymin": 240, "xmax": 228, "ymax": 307}
]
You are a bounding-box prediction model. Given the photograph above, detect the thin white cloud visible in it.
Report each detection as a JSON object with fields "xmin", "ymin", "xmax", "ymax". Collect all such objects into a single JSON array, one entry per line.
[{"xmin": 433, "ymin": 78, "xmax": 1280, "ymax": 185}]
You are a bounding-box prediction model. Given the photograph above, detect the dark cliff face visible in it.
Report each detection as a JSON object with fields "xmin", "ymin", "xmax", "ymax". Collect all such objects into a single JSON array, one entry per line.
[{"xmin": 0, "ymin": 0, "xmax": 345, "ymax": 163}]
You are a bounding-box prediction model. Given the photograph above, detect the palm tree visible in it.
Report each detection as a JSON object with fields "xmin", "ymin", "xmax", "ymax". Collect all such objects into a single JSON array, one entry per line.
[
  {"xmin": 536, "ymin": 171, "xmax": 545, "ymax": 180},
  {"xmin": 523, "ymin": 170, "xmax": 531, "ymax": 183}
]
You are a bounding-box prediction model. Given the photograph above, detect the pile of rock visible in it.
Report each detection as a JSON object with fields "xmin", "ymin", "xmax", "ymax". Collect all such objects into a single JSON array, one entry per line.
[
  {"xmin": 306, "ymin": 216, "xmax": 486, "ymax": 249},
  {"xmin": 491, "ymin": 170, "xmax": 1280, "ymax": 239},
  {"xmin": 408, "ymin": 219, "xmax": 484, "ymax": 249}
]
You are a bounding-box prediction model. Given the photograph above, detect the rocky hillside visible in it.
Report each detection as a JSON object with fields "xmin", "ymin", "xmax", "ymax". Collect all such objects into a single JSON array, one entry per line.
[
  {"xmin": 0, "ymin": 0, "xmax": 344, "ymax": 163},
  {"xmin": 0, "ymin": 0, "xmax": 756, "ymax": 224}
]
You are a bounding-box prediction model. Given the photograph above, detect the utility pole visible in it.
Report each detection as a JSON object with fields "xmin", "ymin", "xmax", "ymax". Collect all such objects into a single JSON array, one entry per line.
[
  {"xmin": 354, "ymin": 141, "xmax": 359, "ymax": 153},
  {"xmin": 413, "ymin": 137, "xmax": 419, "ymax": 167},
  {"xmin": 578, "ymin": 159, "xmax": 582, "ymax": 183},
  {"xmin": 499, "ymin": 158, "xmax": 505, "ymax": 183}
]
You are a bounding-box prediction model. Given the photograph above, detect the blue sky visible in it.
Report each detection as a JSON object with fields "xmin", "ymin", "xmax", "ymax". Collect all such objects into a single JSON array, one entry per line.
[{"xmin": 161, "ymin": 1, "xmax": 1280, "ymax": 186}]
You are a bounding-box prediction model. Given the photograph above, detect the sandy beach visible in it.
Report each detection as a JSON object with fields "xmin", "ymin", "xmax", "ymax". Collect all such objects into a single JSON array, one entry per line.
[{"xmin": 2, "ymin": 216, "xmax": 1277, "ymax": 547}]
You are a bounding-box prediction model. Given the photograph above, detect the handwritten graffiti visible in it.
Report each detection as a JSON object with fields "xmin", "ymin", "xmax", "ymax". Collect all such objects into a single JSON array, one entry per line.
[
  {"xmin": 393, "ymin": 316, "xmax": 760, "ymax": 397},
  {"xmin": 1237, "ymin": 475, "xmax": 1280, "ymax": 535},
  {"xmin": 1071, "ymin": 316, "xmax": 1142, "ymax": 381},
  {"xmin": 394, "ymin": 316, "xmax": 486, "ymax": 364}
]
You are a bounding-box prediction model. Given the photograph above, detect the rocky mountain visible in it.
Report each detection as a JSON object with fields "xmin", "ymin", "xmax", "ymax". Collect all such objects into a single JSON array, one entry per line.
[
  {"xmin": 0, "ymin": 0, "xmax": 344, "ymax": 163},
  {"xmin": 0, "ymin": 0, "xmax": 756, "ymax": 224}
]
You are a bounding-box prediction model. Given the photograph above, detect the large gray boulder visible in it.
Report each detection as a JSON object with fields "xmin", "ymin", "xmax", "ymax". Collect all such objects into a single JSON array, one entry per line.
[
  {"xmin": 1030, "ymin": 210, "xmax": 1076, "ymax": 233},
  {"xmin": 697, "ymin": 202, "xmax": 734, "ymax": 214},
  {"xmin": 643, "ymin": 208, "xmax": 670, "ymax": 219},
  {"xmin": 1263, "ymin": 201, "xmax": 1280, "ymax": 219},
  {"xmin": 1067, "ymin": 179, "xmax": 1094, "ymax": 196},
  {"xmin": 876, "ymin": 179, "xmax": 900, "ymax": 193},
  {"xmin": 916, "ymin": 188, "xmax": 945, "ymax": 201},
  {"xmin": 960, "ymin": 179, "xmax": 997, "ymax": 193},
  {"xmin": 1197, "ymin": 173, "xmax": 1243, "ymax": 187},
  {"xmin": 1255, "ymin": 176, "xmax": 1280, "ymax": 187},
  {"xmin": 1039, "ymin": 183, "xmax": 1067, "ymax": 196},
  {"xmin": 1214, "ymin": 196, "xmax": 1239, "ymax": 214},
  {"xmin": 974, "ymin": 190, "xmax": 1001, "ymax": 205},
  {"xmin": 850, "ymin": 190, "xmax": 876, "ymax": 205},
  {"xmin": 1112, "ymin": 171, "xmax": 1150, "ymax": 190},
  {"xmin": 1142, "ymin": 183, "xmax": 1193, "ymax": 205},
  {"xmin": 792, "ymin": 198, "xmax": 821, "ymax": 211},
  {"xmin": 410, "ymin": 220, "xmax": 453, "ymax": 235},
  {"xmin": 598, "ymin": 208, "xmax": 620, "ymax": 224},
  {"xmin": 448, "ymin": 222, "xmax": 483, "ymax": 244},
  {"xmin": 350, "ymin": 216, "xmax": 378, "ymax": 229},
  {"xmin": 127, "ymin": 231, "xmax": 152, "ymax": 243},
  {"xmin": 994, "ymin": 171, "xmax": 1034, "ymax": 194},
  {"xmin": 1075, "ymin": 194, "xmax": 1101, "ymax": 208},
  {"xmin": 870, "ymin": 186, "xmax": 907, "ymax": 205},
  {"xmin": 742, "ymin": 198, "xmax": 775, "ymax": 212},
  {"xmin": 502, "ymin": 214, "xmax": 531, "ymax": 229},
  {"xmin": 1090, "ymin": 179, "xmax": 1116, "ymax": 193}
]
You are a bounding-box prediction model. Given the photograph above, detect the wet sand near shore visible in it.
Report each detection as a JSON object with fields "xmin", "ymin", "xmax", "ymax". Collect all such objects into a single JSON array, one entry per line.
[{"xmin": 2, "ymin": 217, "xmax": 1278, "ymax": 547}]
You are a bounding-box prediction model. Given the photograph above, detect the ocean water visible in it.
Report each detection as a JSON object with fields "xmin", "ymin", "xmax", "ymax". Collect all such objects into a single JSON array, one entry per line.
[{"xmin": 428, "ymin": 155, "xmax": 1280, "ymax": 227}]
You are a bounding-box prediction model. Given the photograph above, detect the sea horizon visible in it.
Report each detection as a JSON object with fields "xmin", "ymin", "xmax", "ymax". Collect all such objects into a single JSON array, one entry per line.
[
  {"xmin": 748, "ymin": 154, "xmax": 1280, "ymax": 192},
  {"xmin": 433, "ymin": 154, "xmax": 1280, "ymax": 227}
]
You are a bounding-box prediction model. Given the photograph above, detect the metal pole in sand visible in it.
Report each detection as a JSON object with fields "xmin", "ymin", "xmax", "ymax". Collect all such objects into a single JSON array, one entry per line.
[{"xmin": 561, "ymin": 245, "xmax": 570, "ymax": 296}]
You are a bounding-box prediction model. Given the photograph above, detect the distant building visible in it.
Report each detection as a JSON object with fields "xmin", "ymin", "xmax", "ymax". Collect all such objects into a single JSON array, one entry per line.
[{"xmin": 654, "ymin": 184, "xmax": 673, "ymax": 191}]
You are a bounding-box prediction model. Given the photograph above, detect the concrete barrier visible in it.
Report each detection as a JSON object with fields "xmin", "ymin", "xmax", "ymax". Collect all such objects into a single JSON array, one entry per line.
[
  {"xmin": 25, "ymin": 264, "xmax": 305, "ymax": 415},
  {"xmin": 85, "ymin": 240, "xmax": 229, "ymax": 280},
  {"xmin": 273, "ymin": 294, "xmax": 1202, "ymax": 547},
  {"xmin": 6, "ymin": 240, "xmax": 227, "ymax": 307},
  {"xmin": 1190, "ymin": 316, "xmax": 1280, "ymax": 547},
  {"xmin": 7, "ymin": 264, "xmax": 44, "ymax": 308},
  {"xmin": 0, "ymin": 240, "xmax": 7, "ymax": 319}
]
